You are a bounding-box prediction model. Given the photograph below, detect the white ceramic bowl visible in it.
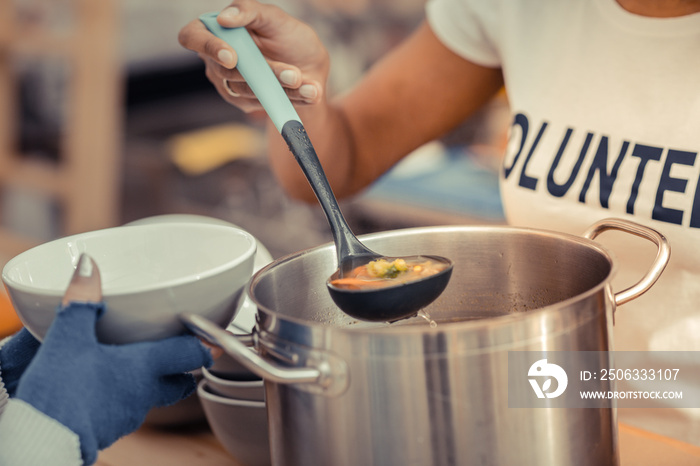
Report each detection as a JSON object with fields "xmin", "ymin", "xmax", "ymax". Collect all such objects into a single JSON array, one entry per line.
[
  {"xmin": 125, "ymin": 214, "xmax": 273, "ymax": 334},
  {"xmin": 202, "ymin": 366, "xmax": 264, "ymax": 401},
  {"xmin": 2, "ymin": 223, "xmax": 256, "ymax": 344},
  {"xmin": 198, "ymin": 380, "xmax": 271, "ymax": 466}
]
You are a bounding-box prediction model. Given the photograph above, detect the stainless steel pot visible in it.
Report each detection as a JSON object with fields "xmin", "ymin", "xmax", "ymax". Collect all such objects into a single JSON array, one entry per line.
[{"xmin": 184, "ymin": 218, "xmax": 669, "ymax": 466}]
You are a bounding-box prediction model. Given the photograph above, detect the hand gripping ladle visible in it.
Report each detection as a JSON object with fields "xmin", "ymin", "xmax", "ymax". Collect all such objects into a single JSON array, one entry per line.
[{"xmin": 200, "ymin": 13, "xmax": 453, "ymax": 322}]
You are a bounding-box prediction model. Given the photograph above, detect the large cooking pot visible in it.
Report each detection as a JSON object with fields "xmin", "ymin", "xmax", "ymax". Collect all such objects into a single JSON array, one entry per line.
[{"xmin": 185, "ymin": 218, "xmax": 669, "ymax": 466}]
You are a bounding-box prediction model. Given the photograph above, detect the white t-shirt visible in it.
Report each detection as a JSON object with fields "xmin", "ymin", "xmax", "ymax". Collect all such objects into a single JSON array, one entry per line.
[{"xmin": 427, "ymin": 0, "xmax": 700, "ymax": 445}]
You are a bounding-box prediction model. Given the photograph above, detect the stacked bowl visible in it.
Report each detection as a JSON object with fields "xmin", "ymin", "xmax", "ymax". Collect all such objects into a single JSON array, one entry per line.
[{"xmin": 199, "ymin": 352, "xmax": 271, "ymax": 466}]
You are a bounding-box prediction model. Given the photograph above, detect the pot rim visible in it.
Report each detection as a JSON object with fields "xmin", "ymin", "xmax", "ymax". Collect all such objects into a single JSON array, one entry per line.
[{"xmin": 247, "ymin": 225, "xmax": 617, "ymax": 334}]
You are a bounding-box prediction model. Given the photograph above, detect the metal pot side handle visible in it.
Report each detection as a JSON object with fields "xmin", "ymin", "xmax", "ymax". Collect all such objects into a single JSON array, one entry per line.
[
  {"xmin": 583, "ymin": 218, "xmax": 671, "ymax": 306},
  {"xmin": 180, "ymin": 313, "xmax": 349, "ymax": 396}
]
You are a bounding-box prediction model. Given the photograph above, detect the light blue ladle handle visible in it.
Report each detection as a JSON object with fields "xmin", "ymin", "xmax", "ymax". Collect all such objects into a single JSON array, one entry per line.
[
  {"xmin": 199, "ymin": 12, "xmax": 377, "ymax": 268},
  {"xmin": 199, "ymin": 12, "xmax": 299, "ymax": 133}
]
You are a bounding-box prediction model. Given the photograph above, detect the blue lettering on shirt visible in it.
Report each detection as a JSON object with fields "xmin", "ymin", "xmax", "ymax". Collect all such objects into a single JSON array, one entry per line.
[
  {"xmin": 504, "ymin": 112, "xmax": 699, "ymax": 229},
  {"xmin": 579, "ymin": 137, "xmax": 629, "ymax": 208},
  {"xmin": 627, "ymin": 144, "xmax": 663, "ymax": 215},
  {"xmin": 654, "ymin": 149, "xmax": 696, "ymax": 225},
  {"xmin": 503, "ymin": 113, "xmax": 542, "ymax": 190},
  {"xmin": 547, "ymin": 129, "xmax": 593, "ymax": 198}
]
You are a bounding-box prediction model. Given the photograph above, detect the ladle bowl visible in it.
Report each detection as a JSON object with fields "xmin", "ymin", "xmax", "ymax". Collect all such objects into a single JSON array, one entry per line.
[
  {"xmin": 327, "ymin": 254, "xmax": 453, "ymax": 322},
  {"xmin": 200, "ymin": 14, "xmax": 453, "ymax": 322}
]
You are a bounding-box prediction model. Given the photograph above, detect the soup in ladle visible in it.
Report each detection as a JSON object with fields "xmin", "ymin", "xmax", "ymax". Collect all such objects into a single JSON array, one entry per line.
[{"xmin": 329, "ymin": 257, "xmax": 449, "ymax": 290}]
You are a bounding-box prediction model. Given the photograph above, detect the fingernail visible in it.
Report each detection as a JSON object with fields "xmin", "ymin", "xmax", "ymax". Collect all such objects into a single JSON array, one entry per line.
[
  {"xmin": 218, "ymin": 7, "xmax": 240, "ymax": 21},
  {"xmin": 218, "ymin": 49, "xmax": 235, "ymax": 68},
  {"xmin": 280, "ymin": 70, "xmax": 299, "ymax": 86},
  {"xmin": 300, "ymin": 84, "xmax": 317, "ymax": 100}
]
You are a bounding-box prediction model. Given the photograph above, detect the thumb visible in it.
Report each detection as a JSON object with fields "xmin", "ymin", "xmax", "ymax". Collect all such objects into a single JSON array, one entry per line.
[
  {"xmin": 43, "ymin": 302, "xmax": 103, "ymax": 346},
  {"xmin": 218, "ymin": 1, "xmax": 298, "ymax": 39}
]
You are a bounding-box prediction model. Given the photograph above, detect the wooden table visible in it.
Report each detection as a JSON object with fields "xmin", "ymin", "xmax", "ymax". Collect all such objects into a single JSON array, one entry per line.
[{"xmin": 97, "ymin": 422, "xmax": 700, "ymax": 466}]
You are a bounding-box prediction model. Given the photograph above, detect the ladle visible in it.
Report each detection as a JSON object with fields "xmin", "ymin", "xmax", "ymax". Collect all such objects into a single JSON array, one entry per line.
[{"xmin": 200, "ymin": 14, "xmax": 453, "ymax": 322}]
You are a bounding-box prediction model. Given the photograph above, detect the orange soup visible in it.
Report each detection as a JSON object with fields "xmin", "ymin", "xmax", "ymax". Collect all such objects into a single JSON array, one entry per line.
[{"xmin": 330, "ymin": 258, "xmax": 447, "ymax": 290}]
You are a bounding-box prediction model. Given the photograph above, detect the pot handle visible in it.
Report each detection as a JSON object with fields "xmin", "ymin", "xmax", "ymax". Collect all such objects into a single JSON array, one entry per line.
[
  {"xmin": 180, "ymin": 313, "xmax": 348, "ymax": 396},
  {"xmin": 582, "ymin": 218, "xmax": 670, "ymax": 306}
]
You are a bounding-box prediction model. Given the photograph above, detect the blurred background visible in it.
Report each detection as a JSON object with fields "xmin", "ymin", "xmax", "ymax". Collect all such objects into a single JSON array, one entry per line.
[{"xmin": 0, "ymin": 0, "xmax": 508, "ymax": 337}]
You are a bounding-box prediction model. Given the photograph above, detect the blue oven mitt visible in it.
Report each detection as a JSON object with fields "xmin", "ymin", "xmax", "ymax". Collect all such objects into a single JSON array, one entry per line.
[
  {"xmin": 15, "ymin": 301, "xmax": 213, "ymax": 465},
  {"xmin": 0, "ymin": 327, "xmax": 41, "ymax": 397}
]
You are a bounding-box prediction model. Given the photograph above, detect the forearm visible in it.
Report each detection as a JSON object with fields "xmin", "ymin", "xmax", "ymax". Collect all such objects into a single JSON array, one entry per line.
[
  {"xmin": 0, "ymin": 400, "xmax": 82, "ymax": 466},
  {"xmin": 0, "ymin": 329, "xmax": 82, "ymax": 465},
  {"xmin": 0, "ymin": 338, "xmax": 81, "ymax": 465}
]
